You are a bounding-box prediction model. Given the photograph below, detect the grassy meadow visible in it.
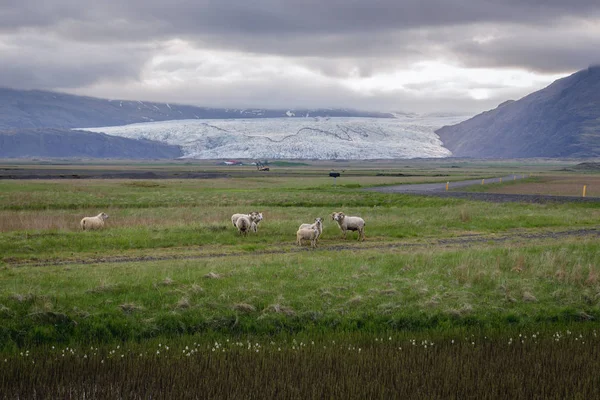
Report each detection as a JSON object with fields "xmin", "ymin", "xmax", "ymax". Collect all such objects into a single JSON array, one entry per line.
[{"xmin": 1, "ymin": 159, "xmax": 600, "ymax": 397}]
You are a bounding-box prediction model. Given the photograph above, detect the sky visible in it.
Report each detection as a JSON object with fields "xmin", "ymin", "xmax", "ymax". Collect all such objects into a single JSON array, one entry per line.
[{"xmin": 1, "ymin": 0, "xmax": 599, "ymax": 114}]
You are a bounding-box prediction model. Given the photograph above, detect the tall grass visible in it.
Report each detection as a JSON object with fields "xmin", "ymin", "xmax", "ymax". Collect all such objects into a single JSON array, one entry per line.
[
  {"xmin": 2, "ymin": 330, "xmax": 599, "ymax": 399},
  {"xmin": 1, "ymin": 241, "xmax": 599, "ymax": 348}
]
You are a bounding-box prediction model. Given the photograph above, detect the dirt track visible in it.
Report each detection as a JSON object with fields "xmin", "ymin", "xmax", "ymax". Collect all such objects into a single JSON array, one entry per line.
[{"xmin": 7, "ymin": 227, "xmax": 599, "ymax": 268}]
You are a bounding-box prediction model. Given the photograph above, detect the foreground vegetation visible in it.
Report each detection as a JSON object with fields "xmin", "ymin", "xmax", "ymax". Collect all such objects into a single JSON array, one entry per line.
[
  {"xmin": 1, "ymin": 159, "xmax": 599, "ymax": 397},
  {"xmin": 2, "ymin": 329, "xmax": 599, "ymax": 399},
  {"xmin": 1, "ymin": 241, "xmax": 600, "ymax": 348}
]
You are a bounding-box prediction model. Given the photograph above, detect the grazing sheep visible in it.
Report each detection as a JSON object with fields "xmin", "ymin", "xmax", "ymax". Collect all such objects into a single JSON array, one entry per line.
[
  {"xmin": 250, "ymin": 211, "xmax": 264, "ymax": 233},
  {"xmin": 80, "ymin": 212, "xmax": 109, "ymax": 231},
  {"xmin": 299, "ymin": 217, "xmax": 323, "ymax": 240},
  {"xmin": 296, "ymin": 227, "xmax": 319, "ymax": 248},
  {"xmin": 231, "ymin": 211, "xmax": 263, "ymax": 232},
  {"xmin": 235, "ymin": 215, "xmax": 253, "ymax": 236},
  {"xmin": 231, "ymin": 213, "xmax": 248, "ymax": 227},
  {"xmin": 331, "ymin": 212, "xmax": 365, "ymax": 241}
]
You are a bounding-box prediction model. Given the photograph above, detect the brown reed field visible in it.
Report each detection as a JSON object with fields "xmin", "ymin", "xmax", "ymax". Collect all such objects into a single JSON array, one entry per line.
[{"xmin": 2, "ymin": 329, "xmax": 600, "ymax": 399}]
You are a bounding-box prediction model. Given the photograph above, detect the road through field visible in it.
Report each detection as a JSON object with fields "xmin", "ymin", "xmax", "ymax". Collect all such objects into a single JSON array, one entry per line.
[
  {"xmin": 367, "ymin": 175, "xmax": 600, "ymax": 203},
  {"xmin": 367, "ymin": 175, "xmax": 527, "ymax": 193}
]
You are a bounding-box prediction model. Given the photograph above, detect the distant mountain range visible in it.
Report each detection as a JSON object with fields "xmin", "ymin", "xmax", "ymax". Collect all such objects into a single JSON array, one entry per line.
[
  {"xmin": 0, "ymin": 128, "xmax": 182, "ymax": 159},
  {"xmin": 2, "ymin": 65, "xmax": 600, "ymax": 160},
  {"xmin": 0, "ymin": 88, "xmax": 394, "ymax": 130},
  {"xmin": 0, "ymin": 88, "xmax": 396, "ymax": 159},
  {"xmin": 436, "ymin": 66, "xmax": 600, "ymax": 158}
]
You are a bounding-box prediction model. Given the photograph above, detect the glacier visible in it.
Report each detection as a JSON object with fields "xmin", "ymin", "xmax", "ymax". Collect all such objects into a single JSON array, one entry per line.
[{"xmin": 82, "ymin": 115, "xmax": 469, "ymax": 160}]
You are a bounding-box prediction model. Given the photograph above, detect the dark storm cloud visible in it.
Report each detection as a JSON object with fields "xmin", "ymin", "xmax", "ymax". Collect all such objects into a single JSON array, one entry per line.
[
  {"xmin": 3, "ymin": 0, "xmax": 600, "ymax": 36},
  {"xmin": 449, "ymin": 26, "xmax": 600, "ymax": 73},
  {"xmin": 1, "ymin": 0, "xmax": 600, "ymax": 112},
  {"xmin": 2, "ymin": 0, "xmax": 599, "ymax": 74},
  {"xmin": 0, "ymin": 34, "xmax": 152, "ymax": 89},
  {"xmin": 2, "ymin": 0, "xmax": 599, "ymax": 42}
]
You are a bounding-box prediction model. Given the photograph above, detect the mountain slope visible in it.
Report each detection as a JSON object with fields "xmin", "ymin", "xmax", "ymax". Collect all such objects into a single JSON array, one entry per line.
[
  {"xmin": 0, "ymin": 128, "xmax": 182, "ymax": 159},
  {"xmin": 0, "ymin": 88, "xmax": 394, "ymax": 130},
  {"xmin": 436, "ymin": 66, "xmax": 600, "ymax": 158}
]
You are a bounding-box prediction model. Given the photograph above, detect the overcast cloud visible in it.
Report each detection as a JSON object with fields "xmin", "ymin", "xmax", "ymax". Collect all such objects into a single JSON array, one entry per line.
[{"xmin": 1, "ymin": 0, "xmax": 599, "ymax": 113}]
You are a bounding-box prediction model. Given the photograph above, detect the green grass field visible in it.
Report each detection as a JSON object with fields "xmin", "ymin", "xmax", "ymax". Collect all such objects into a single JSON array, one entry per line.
[{"xmin": 1, "ymin": 159, "xmax": 599, "ymax": 397}]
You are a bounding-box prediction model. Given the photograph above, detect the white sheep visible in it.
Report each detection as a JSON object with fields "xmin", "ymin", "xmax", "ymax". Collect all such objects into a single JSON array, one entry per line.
[
  {"xmin": 296, "ymin": 227, "xmax": 319, "ymax": 248},
  {"xmin": 231, "ymin": 213, "xmax": 248, "ymax": 227},
  {"xmin": 331, "ymin": 212, "xmax": 365, "ymax": 241},
  {"xmin": 299, "ymin": 217, "xmax": 323, "ymax": 241},
  {"xmin": 80, "ymin": 212, "xmax": 109, "ymax": 231},
  {"xmin": 250, "ymin": 212, "xmax": 263, "ymax": 233},
  {"xmin": 231, "ymin": 211, "xmax": 263, "ymax": 233},
  {"xmin": 235, "ymin": 215, "xmax": 253, "ymax": 236}
]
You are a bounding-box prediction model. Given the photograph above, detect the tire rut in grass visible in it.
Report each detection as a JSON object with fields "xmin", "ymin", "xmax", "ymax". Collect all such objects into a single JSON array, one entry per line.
[{"xmin": 5, "ymin": 227, "xmax": 599, "ymax": 268}]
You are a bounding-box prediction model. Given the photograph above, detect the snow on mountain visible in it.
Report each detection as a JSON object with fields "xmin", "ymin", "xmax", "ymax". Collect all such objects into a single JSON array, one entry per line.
[{"xmin": 82, "ymin": 115, "xmax": 469, "ymax": 159}]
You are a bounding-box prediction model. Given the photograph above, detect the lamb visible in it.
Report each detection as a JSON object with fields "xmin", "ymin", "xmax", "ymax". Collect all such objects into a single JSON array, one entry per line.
[
  {"xmin": 331, "ymin": 212, "xmax": 365, "ymax": 241},
  {"xmin": 80, "ymin": 212, "xmax": 109, "ymax": 231},
  {"xmin": 235, "ymin": 215, "xmax": 253, "ymax": 236},
  {"xmin": 296, "ymin": 227, "xmax": 319, "ymax": 248},
  {"xmin": 299, "ymin": 217, "xmax": 323, "ymax": 241}
]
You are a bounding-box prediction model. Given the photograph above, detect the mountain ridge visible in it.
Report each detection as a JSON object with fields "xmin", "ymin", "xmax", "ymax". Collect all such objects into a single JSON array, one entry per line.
[
  {"xmin": 0, "ymin": 87, "xmax": 395, "ymax": 130},
  {"xmin": 0, "ymin": 128, "xmax": 182, "ymax": 159},
  {"xmin": 436, "ymin": 66, "xmax": 600, "ymax": 158}
]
